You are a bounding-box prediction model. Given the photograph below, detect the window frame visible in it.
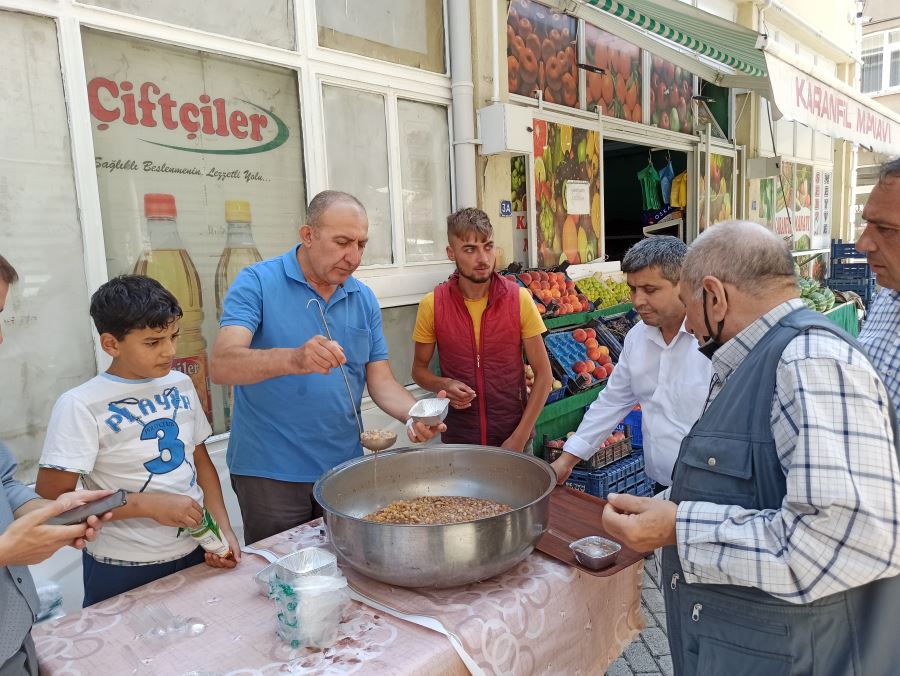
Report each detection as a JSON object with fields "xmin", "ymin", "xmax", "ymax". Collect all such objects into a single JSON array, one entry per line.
[
  {"xmin": 1, "ymin": 0, "xmax": 455, "ymax": 315},
  {"xmin": 861, "ymin": 29, "xmax": 900, "ymax": 96}
]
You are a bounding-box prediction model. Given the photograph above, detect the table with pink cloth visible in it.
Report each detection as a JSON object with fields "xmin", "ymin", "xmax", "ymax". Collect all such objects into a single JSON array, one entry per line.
[{"xmin": 33, "ymin": 519, "xmax": 644, "ymax": 675}]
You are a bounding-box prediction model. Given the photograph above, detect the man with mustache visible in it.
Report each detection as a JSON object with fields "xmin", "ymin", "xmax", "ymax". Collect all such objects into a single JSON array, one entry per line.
[
  {"xmin": 551, "ymin": 236, "xmax": 711, "ymax": 489},
  {"xmin": 412, "ymin": 208, "xmax": 552, "ymax": 451},
  {"xmin": 858, "ymin": 158, "xmax": 900, "ymax": 416}
]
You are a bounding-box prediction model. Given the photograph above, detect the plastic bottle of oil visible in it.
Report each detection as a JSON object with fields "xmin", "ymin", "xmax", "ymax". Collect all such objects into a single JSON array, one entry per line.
[
  {"xmin": 214, "ymin": 200, "xmax": 262, "ymax": 429},
  {"xmin": 133, "ymin": 193, "xmax": 213, "ymax": 424}
]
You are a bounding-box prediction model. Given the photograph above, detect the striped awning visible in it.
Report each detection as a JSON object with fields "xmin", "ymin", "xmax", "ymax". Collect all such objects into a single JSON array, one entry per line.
[{"xmin": 560, "ymin": 0, "xmax": 768, "ymax": 81}]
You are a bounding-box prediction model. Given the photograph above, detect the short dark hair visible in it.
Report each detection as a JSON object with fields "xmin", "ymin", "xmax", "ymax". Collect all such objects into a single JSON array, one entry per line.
[
  {"xmin": 879, "ymin": 158, "xmax": 900, "ymax": 182},
  {"xmin": 306, "ymin": 190, "xmax": 366, "ymax": 228},
  {"xmin": 0, "ymin": 254, "xmax": 18, "ymax": 285},
  {"xmin": 90, "ymin": 275, "xmax": 183, "ymax": 340},
  {"xmin": 621, "ymin": 236, "xmax": 688, "ymax": 284},
  {"xmin": 447, "ymin": 207, "xmax": 493, "ymax": 241}
]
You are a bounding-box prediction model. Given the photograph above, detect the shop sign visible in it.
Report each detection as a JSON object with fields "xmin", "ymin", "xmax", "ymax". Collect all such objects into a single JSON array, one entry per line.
[{"xmin": 767, "ymin": 55, "xmax": 899, "ymax": 155}]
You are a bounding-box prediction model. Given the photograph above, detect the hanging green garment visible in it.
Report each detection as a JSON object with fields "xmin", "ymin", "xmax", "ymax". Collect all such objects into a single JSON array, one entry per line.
[{"xmin": 637, "ymin": 162, "xmax": 662, "ymax": 211}]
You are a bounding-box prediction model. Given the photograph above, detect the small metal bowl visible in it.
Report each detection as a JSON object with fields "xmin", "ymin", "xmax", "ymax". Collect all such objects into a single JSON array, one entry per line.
[
  {"xmin": 569, "ymin": 535, "xmax": 621, "ymax": 570},
  {"xmin": 408, "ymin": 398, "xmax": 450, "ymax": 427}
]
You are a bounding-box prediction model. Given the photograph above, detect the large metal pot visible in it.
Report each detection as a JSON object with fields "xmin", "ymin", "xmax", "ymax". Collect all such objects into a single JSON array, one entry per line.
[{"xmin": 313, "ymin": 444, "xmax": 555, "ymax": 588}]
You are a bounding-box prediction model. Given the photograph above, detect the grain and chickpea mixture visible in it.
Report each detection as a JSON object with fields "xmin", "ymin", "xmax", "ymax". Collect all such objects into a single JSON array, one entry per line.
[{"xmin": 364, "ymin": 496, "xmax": 511, "ymax": 525}]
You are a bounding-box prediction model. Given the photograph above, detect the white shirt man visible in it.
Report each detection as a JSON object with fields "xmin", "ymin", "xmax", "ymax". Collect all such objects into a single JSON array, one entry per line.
[
  {"xmin": 551, "ymin": 236, "xmax": 712, "ymax": 487},
  {"xmin": 563, "ymin": 320, "xmax": 711, "ymax": 485}
]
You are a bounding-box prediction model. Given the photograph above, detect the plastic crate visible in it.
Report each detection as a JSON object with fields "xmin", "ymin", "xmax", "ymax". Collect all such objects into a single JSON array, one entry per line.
[
  {"xmin": 827, "ymin": 277, "xmax": 876, "ymax": 305},
  {"xmin": 830, "ymin": 262, "xmax": 871, "ymax": 279},
  {"xmin": 544, "ymin": 329, "xmax": 611, "ymax": 389},
  {"xmin": 564, "ymin": 452, "xmax": 645, "ymax": 498},
  {"xmin": 545, "ymin": 382, "xmax": 567, "ymax": 405},
  {"xmin": 534, "ymin": 388, "xmax": 602, "ymax": 458},
  {"xmin": 831, "ymin": 239, "xmax": 864, "ymax": 261},
  {"xmin": 543, "ymin": 426, "xmax": 632, "ymax": 471},
  {"xmin": 623, "ymin": 408, "xmax": 643, "ymax": 449}
]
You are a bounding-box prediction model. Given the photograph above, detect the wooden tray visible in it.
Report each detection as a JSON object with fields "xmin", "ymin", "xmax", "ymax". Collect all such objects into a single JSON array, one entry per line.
[{"xmin": 536, "ymin": 486, "xmax": 644, "ymax": 576}]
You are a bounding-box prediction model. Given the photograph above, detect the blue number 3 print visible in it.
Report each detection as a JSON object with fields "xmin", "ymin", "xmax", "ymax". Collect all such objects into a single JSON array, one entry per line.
[{"xmin": 141, "ymin": 418, "xmax": 185, "ymax": 475}]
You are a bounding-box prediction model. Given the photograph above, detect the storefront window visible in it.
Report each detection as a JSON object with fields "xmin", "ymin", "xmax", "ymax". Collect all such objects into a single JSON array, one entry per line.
[
  {"xmin": 0, "ymin": 12, "xmax": 97, "ymax": 480},
  {"xmin": 584, "ymin": 25, "xmax": 641, "ymax": 122},
  {"xmin": 316, "ymin": 0, "xmax": 445, "ymax": 73},
  {"xmin": 507, "ymin": 0, "xmax": 578, "ymax": 108},
  {"xmin": 82, "ymin": 29, "xmax": 307, "ymax": 435},
  {"xmin": 321, "ymin": 85, "xmax": 393, "ymax": 266},
  {"xmin": 380, "ymin": 305, "xmax": 419, "ymax": 386},
  {"xmin": 648, "ymin": 55, "xmax": 693, "ymax": 133},
  {"xmin": 397, "ymin": 100, "xmax": 452, "ymax": 263},
  {"xmin": 533, "ymin": 119, "xmax": 602, "ymax": 266},
  {"xmin": 81, "ymin": 0, "xmax": 295, "ymax": 50}
]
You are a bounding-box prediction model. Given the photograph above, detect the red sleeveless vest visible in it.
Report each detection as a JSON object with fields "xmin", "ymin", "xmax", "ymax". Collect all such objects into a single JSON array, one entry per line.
[{"xmin": 434, "ymin": 272, "xmax": 527, "ymax": 446}]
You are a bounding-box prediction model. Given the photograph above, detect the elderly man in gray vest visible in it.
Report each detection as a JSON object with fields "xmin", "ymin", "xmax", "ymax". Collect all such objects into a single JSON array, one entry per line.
[{"xmin": 602, "ymin": 221, "xmax": 900, "ymax": 675}]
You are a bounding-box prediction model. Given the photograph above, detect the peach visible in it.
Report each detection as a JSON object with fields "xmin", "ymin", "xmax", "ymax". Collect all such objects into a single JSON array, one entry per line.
[
  {"xmin": 572, "ymin": 328, "xmax": 587, "ymax": 343},
  {"xmin": 585, "ymin": 338, "xmax": 599, "ymax": 350},
  {"xmin": 592, "ymin": 366, "xmax": 606, "ymax": 380},
  {"xmin": 604, "ymin": 363, "xmax": 614, "ymax": 376},
  {"xmin": 598, "ymin": 353, "xmax": 612, "ymax": 366},
  {"xmin": 585, "ymin": 328, "xmax": 596, "ymax": 340},
  {"xmin": 519, "ymin": 272, "xmax": 532, "ymax": 285}
]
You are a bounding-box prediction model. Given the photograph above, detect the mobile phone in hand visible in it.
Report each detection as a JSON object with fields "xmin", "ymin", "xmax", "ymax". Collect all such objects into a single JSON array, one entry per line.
[{"xmin": 45, "ymin": 489, "xmax": 127, "ymax": 526}]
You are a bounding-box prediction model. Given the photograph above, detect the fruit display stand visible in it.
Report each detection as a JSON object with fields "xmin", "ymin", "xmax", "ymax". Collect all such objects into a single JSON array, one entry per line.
[{"xmin": 534, "ymin": 303, "xmax": 633, "ymax": 451}]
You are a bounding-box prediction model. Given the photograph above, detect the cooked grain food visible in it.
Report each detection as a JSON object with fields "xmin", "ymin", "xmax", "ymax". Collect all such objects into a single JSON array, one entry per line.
[{"xmin": 364, "ymin": 496, "xmax": 511, "ymax": 525}]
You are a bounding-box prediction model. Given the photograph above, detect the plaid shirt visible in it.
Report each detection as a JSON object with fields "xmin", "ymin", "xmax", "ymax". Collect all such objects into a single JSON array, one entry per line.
[
  {"xmin": 676, "ymin": 299, "xmax": 900, "ymax": 603},
  {"xmin": 859, "ymin": 288, "xmax": 900, "ymax": 417}
]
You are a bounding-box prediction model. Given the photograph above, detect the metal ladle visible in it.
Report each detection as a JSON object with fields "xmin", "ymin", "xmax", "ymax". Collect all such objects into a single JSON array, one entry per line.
[{"xmin": 306, "ymin": 298, "xmax": 397, "ymax": 452}]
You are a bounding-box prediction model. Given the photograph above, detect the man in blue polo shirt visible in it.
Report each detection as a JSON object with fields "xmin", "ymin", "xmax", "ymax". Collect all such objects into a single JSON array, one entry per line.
[{"xmin": 211, "ymin": 191, "xmax": 445, "ymax": 543}]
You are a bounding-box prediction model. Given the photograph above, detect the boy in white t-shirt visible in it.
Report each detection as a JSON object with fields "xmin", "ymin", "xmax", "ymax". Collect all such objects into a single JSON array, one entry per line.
[{"xmin": 36, "ymin": 275, "xmax": 241, "ymax": 606}]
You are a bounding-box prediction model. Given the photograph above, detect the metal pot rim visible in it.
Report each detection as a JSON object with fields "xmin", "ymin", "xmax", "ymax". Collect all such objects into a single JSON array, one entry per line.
[{"xmin": 312, "ymin": 444, "xmax": 556, "ymax": 527}]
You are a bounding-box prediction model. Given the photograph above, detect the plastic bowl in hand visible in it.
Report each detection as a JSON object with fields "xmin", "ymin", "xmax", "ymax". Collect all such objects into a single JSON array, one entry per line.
[{"xmin": 408, "ymin": 398, "xmax": 450, "ymax": 427}]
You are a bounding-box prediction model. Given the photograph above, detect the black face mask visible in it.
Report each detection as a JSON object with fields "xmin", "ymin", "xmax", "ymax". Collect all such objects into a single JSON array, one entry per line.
[{"xmin": 698, "ymin": 288, "xmax": 726, "ymax": 360}]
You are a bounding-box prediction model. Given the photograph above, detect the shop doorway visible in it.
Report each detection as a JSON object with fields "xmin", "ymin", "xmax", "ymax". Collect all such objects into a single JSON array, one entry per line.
[{"xmin": 602, "ymin": 140, "xmax": 689, "ymax": 261}]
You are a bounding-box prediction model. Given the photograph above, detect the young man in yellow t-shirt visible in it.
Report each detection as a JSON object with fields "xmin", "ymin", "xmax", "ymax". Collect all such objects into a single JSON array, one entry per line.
[{"xmin": 411, "ymin": 208, "xmax": 552, "ymax": 450}]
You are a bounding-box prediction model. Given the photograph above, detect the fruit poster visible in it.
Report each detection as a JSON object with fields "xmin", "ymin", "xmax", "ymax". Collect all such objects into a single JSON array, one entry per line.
[
  {"xmin": 532, "ymin": 119, "xmax": 602, "ymax": 266},
  {"xmin": 506, "ymin": 0, "xmax": 578, "ymax": 107},
  {"xmin": 698, "ymin": 153, "xmax": 734, "ymax": 232},
  {"xmin": 648, "ymin": 55, "xmax": 693, "ymax": 133},
  {"xmin": 510, "ymin": 156, "xmax": 529, "ymax": 265},
  {"xmin": 748, "ymin": 178, "xmax": 775, "ymax": 231},
  {"xmin": 792, "ymin": 163, "xmax": 813, "ymax": 251},
  {"xmin": 773, "ymin": 160, "xmax": 795, "ymax": 249},
  {"xmin": 83, "ymin": 30, "xmax": 306, "ymax": 433},
  {"xmin": 585, "ymin": 25, "xmax": 641, "ymax": 122}
]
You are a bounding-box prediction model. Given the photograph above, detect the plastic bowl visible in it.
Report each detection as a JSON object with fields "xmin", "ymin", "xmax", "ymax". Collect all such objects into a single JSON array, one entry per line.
[
  {"xmin": 569, "ymin": 535, "xmax": 620, "ymax": 570},
  {"xmin": 408, "ymin": 397, "xmax": 450, "ymax": 426}
]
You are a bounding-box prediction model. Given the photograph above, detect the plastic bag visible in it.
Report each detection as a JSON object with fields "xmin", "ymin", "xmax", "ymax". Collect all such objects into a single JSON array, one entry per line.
[
  {"xmin": 659, "ymin": 161, "xmax": 675, "ymax": 206},
  {"xmin": 272, "ymin": 573, "xmax": 350, "ymax": 649}
]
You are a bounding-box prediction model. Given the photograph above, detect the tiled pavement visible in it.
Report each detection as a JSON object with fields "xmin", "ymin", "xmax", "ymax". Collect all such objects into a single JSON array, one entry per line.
[{"xmin": 606, "ymin": 556, "xmax": 673, "ymax": 676}]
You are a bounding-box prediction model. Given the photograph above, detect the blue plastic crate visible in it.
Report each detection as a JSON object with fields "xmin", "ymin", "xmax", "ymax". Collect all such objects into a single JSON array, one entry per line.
[
  {"xmin": 544, "ymin": 330, "xmax": 610, "ymax": 387},
  {"xmin": 830, "ymin": 262, "xmax": 871, "ymax": 279},
  {"xmin": 831, "ymin": 239, "xmax": 865, "ymax": 261},
  {"xmin": 564, "ymin": 452, "xmax": 645, "ymax": 498},
  {"xmin": 827, "ymin": 277, "xmax": 876, "ymax": 305},
  {"xmin": 545, "ymin": 379, "xmax": 568, "ymax": 405},
  {"xmin": 623, "ymin": 409, "xmax": 643, "ymax": 449}
]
